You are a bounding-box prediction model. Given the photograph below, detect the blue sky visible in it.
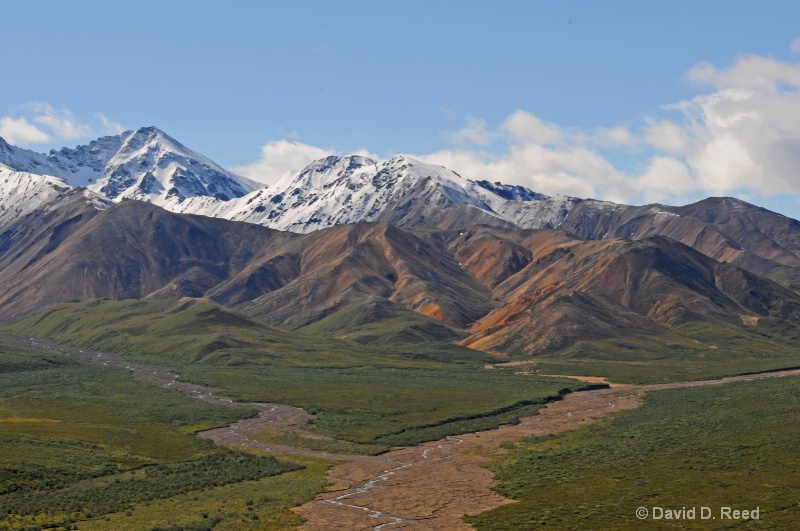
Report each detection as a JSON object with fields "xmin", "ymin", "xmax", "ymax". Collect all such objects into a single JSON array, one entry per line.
[{"xmin": 5, "ymin": 1, "xmax": 800, "ymax": 218}]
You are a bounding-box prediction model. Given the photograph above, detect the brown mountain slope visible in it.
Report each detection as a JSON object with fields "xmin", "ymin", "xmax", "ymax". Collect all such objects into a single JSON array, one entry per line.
[
  {"xmin": 3, "ymin": 197, "xmax": 800, "ymax": 358},
  {"xmin": 0, "ymin": 200, "xmax": 492, "ymax": 334},
  {"xmin": 235, "ymin": 222, "xmax": 493, "ymax": 329},
  {"xmin": 442, "ymin": 230, "xmax": 800, "ymax": 355},
  {"xmin": 0, "ymin": 199, "xmax": 295, "ymax": 323},
  {"xmin": 558, "ymin": 197, "xmax": 800, "ymax": 291},
  {"xmin": 0, "ymin": 189, "xmax": 103, "ymax": 282}
]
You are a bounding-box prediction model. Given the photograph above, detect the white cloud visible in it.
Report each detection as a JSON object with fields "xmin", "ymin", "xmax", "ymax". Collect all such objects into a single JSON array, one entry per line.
[
  {"xmin": 690, "ymin": 133, "xmax": 761, "ymax": 195},
  {"xmin": 687, "ymin": 55, "xmax": 800, "ymax": 91},
  {"xmin": 28, "ymin": 102, "xmax": 93, "ymax": 140},
  {"xmin": 571, "ymin": 126, "xmax": 637, "ymax": 149},
  {"xmin": 448, "ymin": 116, "xmax": 492, "ymax": 146},
  {"xmin": 644, "ymin": 119, "xmax": 690, "ymax": 154},
  {"xmin": 502, "ymin": 110, "xmax": 562, "ymax": 145},
  {"xmin": 792, "ymin": 38, "xmax": 800, "ymax": 53},
  {"xmin": 96, "ymin": 113, "xmax": 126, "ymax": 135},
  {"xmin": 595, "ymin": 126, "xmax": 636, "ymax": 147},
  {"xmin": 0, "ymin": 103, "xmax": 124, "ymax": 147},
  {"xmin": 0, "ymin": 117, "xmax": 51, "ymax": 144},
  {"xmin": 236, "ymin": 47, "xmax": 800, "ymax": 211},
  {"xmin": 422, "ymin": 48, "xmax": 800, "ymax": 207},
  {"xmin": 223, "ymin": 44, "xmax": 800, "ymax": 215},
  {"xmin": 672, "ymin": 57, "xmax": 800, "ymax": 197},
  {"xmin": 232, "ymin": 139, "xmax": 381, "ymax": 186},
  {"xmin": 634, "ymin": 156, "xmax": 696, "ymax": 204},
  {"xmin": 420, "ymin": 127, "xmax": 630, "ymax": 202},
  {"xmin": 231, "ymin": 140, "xmax": 334, "ymax": 185}
]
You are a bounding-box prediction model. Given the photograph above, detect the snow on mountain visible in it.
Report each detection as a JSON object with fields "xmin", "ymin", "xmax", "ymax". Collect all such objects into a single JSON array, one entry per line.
[
  {"xmin": 472, "ymin": 180, "xmax": 549, "ymax": 203},
  {"xmin": 91, "ymin": 127, "xmax": 259, "ymax": 204},
  {"xmin": 0, "ymin": 129, "xmax": 591, "ymax": 234},
  {"xmin": 0, "ymin": 127, "xmax": 258, "ymax": 208},
  {"xmin": 174, "ymin": 155, "xmax": 543, "ymax": 232},
  {"xmin": 489, "ymin": 195, "xmax": 584, "ymax": 229},
  {"xmin": 0, "ymin": 138, "xmax": 62, "ymax": 177},
  {"xmin": 0, "ymin": 163, "xmax": 104, "ymax": 229}
]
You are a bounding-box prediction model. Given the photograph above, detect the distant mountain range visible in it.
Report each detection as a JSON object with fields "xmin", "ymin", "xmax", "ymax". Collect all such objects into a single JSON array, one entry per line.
[{"xmin": 2, "ymin": 127, "xmax": 800, "ymax": 358}]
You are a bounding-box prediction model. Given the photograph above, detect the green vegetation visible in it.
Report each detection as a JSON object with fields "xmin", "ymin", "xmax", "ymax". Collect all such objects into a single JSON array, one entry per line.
[
  {"xmin": 6, "ymin": 298, "xmax": 579, "ymax": 444},
  {"xmin": 0, "ymin": 341, "xmax": 250, "ymax": 465},
  {"xmin": 0, "ymin": 339, "xmax": 329, "ymax": 530},
  {"xmin": 5, "ymin": 294, "xmax": 800, "ymax": 529},
  {"xmin": 1, "ymin": 300, "xmax": 585, "ymax": 528},
  {"xmin": 299, "ymin": 295, "xmax": 467, "ymax": 345},
  {"xmin": 467, "ymin": 376, "xmax": 800, "ymax": 529},
  {"xmin": 252, "ymin": 430, "xmax": 389, "ymax": 455},
  {"xmin": 76, "ymin": 454, "xmax": 334, "ymax": 531},
  {"xmin": 532, "ymin": 320, "xmax": 800, "ymax": 384},
  {"xmin": 8, "ymin": 297, "xmax": 488, "ymax": 368},
  {"xmin": 179, "ymin": 366, "xmax": 575, "ymax": 443},
  {"xmin": 8, "ymin": 297, "xmax": 354, "ymax": 366},
  {"xmin": 1, "ymin": 451, "xmax": 298, "ymax": 520},
  {"xmin": 252, "ymin": 391, "xmax": 584, "ymax": 452}
]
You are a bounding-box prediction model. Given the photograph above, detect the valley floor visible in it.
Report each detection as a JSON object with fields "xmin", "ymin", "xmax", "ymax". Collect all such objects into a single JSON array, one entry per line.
[
  {"xmin": 293, "ymin": 368, "xmax": 800, "ymax": 530},
  {"xmin": 9, "ymin": 336, "xmax": 800, "ymax": 530},
  {"xmin": 46, "ymin": 336, "xmax": 800, "ymax": 529}
]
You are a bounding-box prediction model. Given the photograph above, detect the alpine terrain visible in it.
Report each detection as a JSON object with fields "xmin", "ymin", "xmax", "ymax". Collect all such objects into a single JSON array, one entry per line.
[{"xmin": 1, "ymin": 127, "xmax": 800, "ymax": 361}]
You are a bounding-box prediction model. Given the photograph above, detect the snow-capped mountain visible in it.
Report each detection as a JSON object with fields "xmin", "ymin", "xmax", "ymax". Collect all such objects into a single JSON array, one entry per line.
[
  {"xmin": 0, "ymin": 127, "xmax": 258, "ymax": 209},
  {"xmin": 3, "ymin": 128, "xmax": 800, "ymax": 300},
  {"xmin": 0, "ymin": 162, "xmax": 114, "ymax": 230},
  {"xmin": 0, "ymin": 124, "xmax": 619, "ymax": 235},
  {"xmin": 0, "ymin": 163, "xmax": 73, "ymax": 228},
  {"xmin": 172, "ymin": 154, "xmax": 582, "ymax": 233}
]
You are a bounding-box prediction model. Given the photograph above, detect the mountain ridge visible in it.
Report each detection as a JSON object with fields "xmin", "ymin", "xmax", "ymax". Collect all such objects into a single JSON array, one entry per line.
[
  {"xmin": 3, "ymin": 128, "xmax": 800, "ymax": 359},
  {"xmin": 1, "ymin": 197, "xmax": 799, "ymax": 362}
]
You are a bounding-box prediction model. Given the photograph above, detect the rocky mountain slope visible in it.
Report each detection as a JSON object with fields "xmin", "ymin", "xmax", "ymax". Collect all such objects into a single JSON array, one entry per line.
[
  {"xmin": 2, "ymin": 197, "xmax": 799, "ymax": 358},
  {"xmin": 430, "ymin": 226, "xmax": 800, "ymax": 354},
  {"xmin": 4, "ymin": 130, "xmax": 799, "ymax": 296},
  {"xmin": 0, "ymin": 199, "xmax": 490, "ymax": 333},
  {"xmin": 3, "ymin": 129, "xmax": 800, "ymax": 358}
]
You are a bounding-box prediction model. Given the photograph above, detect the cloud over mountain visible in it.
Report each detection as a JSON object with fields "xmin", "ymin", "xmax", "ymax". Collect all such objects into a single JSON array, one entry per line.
[
  {"xmin": 4, "ymin": 49, "xmax": 800, "ymax": 218},
  {"xmin": 221, "ymin": 48, "xmax": 800, "ymax": 216},
  {"xmin": 0, "ymin": 102, "xmax": 125, "ymax": 147},
  {"xmin": 414, "ymin": 51, "xmax": 800, "ymax": 214}
]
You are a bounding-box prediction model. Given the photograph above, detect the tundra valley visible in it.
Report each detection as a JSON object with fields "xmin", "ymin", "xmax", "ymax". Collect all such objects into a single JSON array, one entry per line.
[{"xmin": 1, "ymin": 128, "xmax": 800, "ymax": 529}]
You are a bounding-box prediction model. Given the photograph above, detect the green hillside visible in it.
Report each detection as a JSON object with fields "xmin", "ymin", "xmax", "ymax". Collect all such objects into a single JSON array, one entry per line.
[{"xmin": 299, "ymin": 295, "xmax": 467, "ymax": 345}]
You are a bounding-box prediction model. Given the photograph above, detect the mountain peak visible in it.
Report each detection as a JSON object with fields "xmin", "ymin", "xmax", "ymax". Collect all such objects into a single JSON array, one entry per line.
[
  {"xmin": 117, "ymin": 126, "xmax": 185, "ymax": 156},
  {"xmin": 94, "ymin": 127, "xmax": 256, "ymax": 203},
  {"xmin": 275, "ymin": 154, "xmax": 376, "ymax": 192},
  {"xmin": 305, "ymin": 154, "xmax": 376, "ymax": 174},
  {"xmin": 0, "ymin": 127, "xmax": 258, "ymax": 211}
]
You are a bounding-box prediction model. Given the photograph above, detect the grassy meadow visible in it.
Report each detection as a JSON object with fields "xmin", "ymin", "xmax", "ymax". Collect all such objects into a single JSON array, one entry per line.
[
  {"xmin": 0, "ymin": 338, "xmax": 334, "ymax": 530},
  {"xmin": 6, "ymin": 299, "xmax": 582, "ymax": 445},
  {"xmin": 467, "ymin": 375, "xmax": 800, "ymax": 529},
  {"xmin": 1, "ymin": 299, "xmax": 584, "ymax": 528},
  {"xmin": 6, "ymin": 297, "xmax": 800, "ymax": 529},
  {"xmin": 530, "ymin": 320, "xmax": 800, "ymax": 384},
  {"xmin": 7, "ymin": 298, "xmax": 489, "ymax": 368}
]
